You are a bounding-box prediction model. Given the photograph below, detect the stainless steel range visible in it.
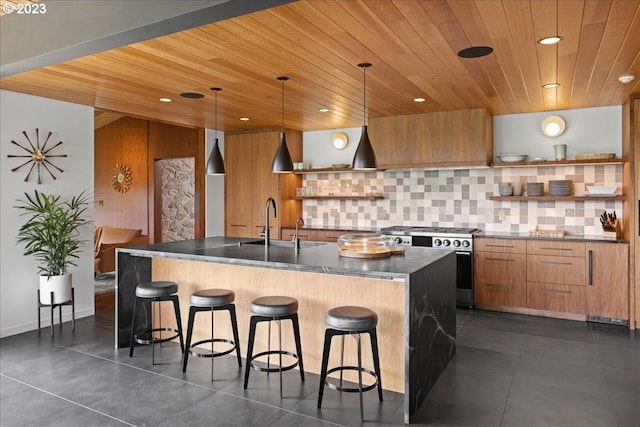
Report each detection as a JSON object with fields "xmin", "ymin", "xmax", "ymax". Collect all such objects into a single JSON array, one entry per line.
[{"xmin": 380, "ymin": 226, "xmax": 480, "ymax": 308}]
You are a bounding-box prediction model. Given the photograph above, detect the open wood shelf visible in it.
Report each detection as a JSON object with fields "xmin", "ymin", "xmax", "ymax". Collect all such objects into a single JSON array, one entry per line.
[
  {"xmin": 294, "ymin": 167, "xmax": 379, "ymax": 174},
  {"xmin": 489, "ymin": 195, "xmax": 625, "ymax": 201},
  {"xmin": 491, "ymin": 158, "xmax": 624, "ymax": 168},
  {"xmin": 294, "ymin": 195, "xmax": 384, "ymax": 200}
]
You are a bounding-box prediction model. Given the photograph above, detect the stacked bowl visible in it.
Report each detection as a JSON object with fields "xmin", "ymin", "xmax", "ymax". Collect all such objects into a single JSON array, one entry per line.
[
  {"xmin": 526, "ymin": 182, "xmax": 544, "ymax": 196},
  {"xmin": 548, "ymin": 179, "xmax": 573, "ymax": 196}
]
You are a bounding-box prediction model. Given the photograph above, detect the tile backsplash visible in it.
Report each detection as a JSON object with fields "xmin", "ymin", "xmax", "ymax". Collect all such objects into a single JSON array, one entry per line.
[{"xmin": 301, "ymin": 164, "xmax": 623, "ymax": 236}]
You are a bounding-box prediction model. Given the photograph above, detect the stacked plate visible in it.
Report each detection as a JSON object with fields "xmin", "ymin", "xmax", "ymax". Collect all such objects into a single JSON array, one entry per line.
[
  {"xmin": 526, "ymin": 182, "xmax": 544, "ymax": 196},
  {"xmin": 548, "ymin": 179, "xmax": 573, "ymax": 196}
]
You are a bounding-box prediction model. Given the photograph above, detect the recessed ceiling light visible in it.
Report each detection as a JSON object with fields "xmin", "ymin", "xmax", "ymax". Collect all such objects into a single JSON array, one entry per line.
[
  {"xmin": 318, "ymin": 108, "xmax": 330, "ymax": 113},
  {"xmin": 239, "ymin": 117, "xmax": 250, "ymax": 121},
  {"xmin": 543, "ymin": 83, "xmax": 560, "ymax": 89},
  {"xmin": 413, "ymin": 97, "xmax": 426, "ymax": 103},
  {"xmin": 457, "ymin": 46, "xmax": 493, "ymax": 58},
  {"xmin": 618, "ymin": 74, "xmax": 635, "ymax": 84},
  {"xmin": 180, "ymin": 92, "xmax": 204, "ymax": 99},
  {"xmin": 538, "ymin": 36, "xmax": 563, "ymax": 45},
  {"xmin": 159, "ymin": 97, "xmax": 172, "ymax": 103}
]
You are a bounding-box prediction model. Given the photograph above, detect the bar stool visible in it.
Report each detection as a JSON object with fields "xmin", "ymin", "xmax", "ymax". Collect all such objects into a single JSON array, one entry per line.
[
  {"xmin": 182, "ymin": 288, "xmax": 242, "ymax": 380},
  {"xmin": 317, "ymin": 306, "xmax": 383, "ymax": 422},
  {"xmin": 243, "ymin": 296, "xmax": 304, "ymax": 397},
  {"xmin": 129, "ymin": 281, "xmax": 184, "ymax": 365}
]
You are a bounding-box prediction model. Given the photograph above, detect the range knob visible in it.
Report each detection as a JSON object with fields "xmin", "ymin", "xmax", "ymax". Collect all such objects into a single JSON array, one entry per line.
[
  {"xmin": 433, "ymin": 239, "xmax": 442, "ymax": 247},
  {"xmin": 394, "ymin": 237, "xmax": 404, "ymax": 245},
  {"xmin": 443, "ymin": 239, "xmax": 451, "ymax": 247},
  {"xmin": 462, "ymin": 240, "xmax": 470, "ymax": 248},
  {"xmin": 453, "ymin": 239, "xmax": 461, "ymax": 247}
]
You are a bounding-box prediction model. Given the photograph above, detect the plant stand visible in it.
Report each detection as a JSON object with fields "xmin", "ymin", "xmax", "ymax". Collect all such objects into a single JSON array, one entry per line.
[{"xmin": 37, "ymin": 287, "xmax": 75, "ymax": 336}]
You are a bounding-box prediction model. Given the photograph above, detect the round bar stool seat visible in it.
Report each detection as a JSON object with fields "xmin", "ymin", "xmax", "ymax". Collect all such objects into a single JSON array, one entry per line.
[
  {"xmin": 129, "ymin": 281, "xmax": 184, "ymax": 365},
  {"xmin": 191, "ymin": 288, "xmax": 235, "ymax": 307},
  {"xmin": 250, "ymin": 296, "xmax": 298, "ymax": 317},
  {"xmin": 135, "ymin": 281, "xmax": 178, "ymax": 298},
  {"xmin": 244, "ymin": 295, "xmax": 305, "ymax": 397},
  {"xmin": 183, "ymin": 288, "xmax": 242, "ymax": 379},
  {"xmin": 326, "ymin": 306, "xmax": 378, "ymax": 331},
  {"xmin": 318, "ymin": 305, "xmax": 383, "ymax": 422}
]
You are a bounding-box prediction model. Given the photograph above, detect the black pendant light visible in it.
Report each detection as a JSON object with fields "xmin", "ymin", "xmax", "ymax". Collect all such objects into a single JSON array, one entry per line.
[
  {"xmin": 271, "ymin": 76, "xmax": 294, "ymax": 173},
  {"xmin": 206, "ymin": 87, "xmax": 225, "ymax": 175},
  {"xmin": 352, "ymin": 63, "xmax": 377, "ymax": 170}
]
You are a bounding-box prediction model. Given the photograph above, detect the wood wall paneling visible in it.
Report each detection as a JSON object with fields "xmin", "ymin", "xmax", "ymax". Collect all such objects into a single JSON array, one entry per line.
[
  {"xmin": 147, "ymin": 121, "xmax": 205, "ymax": 243},
  {"xmin": 94, "ymin": 117, "xmax": 149, "ymax": 234}
]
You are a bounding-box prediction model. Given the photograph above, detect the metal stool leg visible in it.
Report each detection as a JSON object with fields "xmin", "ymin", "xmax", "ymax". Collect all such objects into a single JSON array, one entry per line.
[
  {"xmin": 171, "ymin": 295, "xmax": 185, "ymax": 353},
  {"xmin": 291, "ymin": 313, "xmax": 305, "ymax": 381},
  {"xmin": 370, "ymin": 328, "xmax": 383, "ymax": 401},
  {"xmin": 278, "ymin": 318, "xmax": 283, "ymax": 397},
  {"xmin": 129, "ymin": 296, "xmax": 139, "ymax": 357},
  {"xmin": 243, "ymin": 316, "xmax": 259, "ymax": 389},
  {"xmin": 229, "ymin": 305, "xmax": 242, "ymax": 367},
  {"xmin": 182, "ymin": 306, "xmax": 197, "ymax": 372},
  {"xmin": 356, "ymin": 332, "xmax": 364, "ymax": 422}
]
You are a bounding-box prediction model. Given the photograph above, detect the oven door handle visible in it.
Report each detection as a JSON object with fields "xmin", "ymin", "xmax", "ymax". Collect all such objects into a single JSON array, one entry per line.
[{"xmin": 456, "ymin": 251, "xmax": 472, "ymax": 256}]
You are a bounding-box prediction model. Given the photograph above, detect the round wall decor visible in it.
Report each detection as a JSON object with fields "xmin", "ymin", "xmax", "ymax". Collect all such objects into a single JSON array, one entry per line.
[
  {"xmin": 6, "ymin": 128, "xmax": 67, "ymax": 184},
  {"xmin": 112, "ymin": 164, "xmax": 132, "ymax": 193}
]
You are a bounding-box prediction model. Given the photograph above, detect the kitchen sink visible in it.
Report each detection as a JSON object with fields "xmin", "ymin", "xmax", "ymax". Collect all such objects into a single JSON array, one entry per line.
[{"xmin": 244, "ymin": 239, "xmax": 325, "ymax": 248}]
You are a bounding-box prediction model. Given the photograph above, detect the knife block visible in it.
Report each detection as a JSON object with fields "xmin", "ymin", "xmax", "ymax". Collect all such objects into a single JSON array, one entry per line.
[{"xmin": 602, "ymin": 219, "xmax": 623, "ymax": 239}]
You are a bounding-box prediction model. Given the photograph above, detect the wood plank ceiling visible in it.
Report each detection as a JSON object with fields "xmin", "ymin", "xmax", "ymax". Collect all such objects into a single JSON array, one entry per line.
[{"xmin": 1, "ymin": 0, "xmax": 639, "ymax": 132}]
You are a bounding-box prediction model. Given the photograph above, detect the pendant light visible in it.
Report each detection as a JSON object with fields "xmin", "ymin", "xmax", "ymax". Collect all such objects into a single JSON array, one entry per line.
[
  {"xmin": 271, "ymin": 76, "xmax": 294, "ymax": 173},
  {"xmin": 351, "ymin": 62, "xmax": 377, "ymax": 170},
  {"xmin": 206, "ymin": 87, "xmax": 225, "ymax": 175}
]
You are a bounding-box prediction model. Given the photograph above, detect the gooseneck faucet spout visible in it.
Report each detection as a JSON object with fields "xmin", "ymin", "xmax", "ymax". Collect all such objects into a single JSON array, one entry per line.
[
  {"xmin": 264, "ymin": 197, "xmax": 277, "ymax": 247},
  {"xmin": 293, "ymin": 217, "xmax": 304, "ymax": 249}
]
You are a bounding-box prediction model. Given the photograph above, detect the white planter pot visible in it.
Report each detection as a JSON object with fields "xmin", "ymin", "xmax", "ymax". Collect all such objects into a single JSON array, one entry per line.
[{"xmin": 39, "ymin": 274, "xmax": 72, "ymax": 305}]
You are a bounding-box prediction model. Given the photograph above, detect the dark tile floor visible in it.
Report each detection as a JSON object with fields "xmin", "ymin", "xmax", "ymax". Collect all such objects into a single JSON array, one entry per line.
[{"xmin": 1, "ymin": 309, "xmax": 638, "ymax": 426}]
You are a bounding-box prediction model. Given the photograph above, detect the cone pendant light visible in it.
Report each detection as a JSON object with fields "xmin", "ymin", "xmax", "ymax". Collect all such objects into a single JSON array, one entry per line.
[
  {"xmin": 351, "ymin": 63, "xmax": 377, "ymax": 170},
  {"xmin": 206, "ymin": 87, "xmax": 225, "ymax": 175},
  {"xmin": 271, "ymin": 76, "xmax": 294, "ymax": 173}
]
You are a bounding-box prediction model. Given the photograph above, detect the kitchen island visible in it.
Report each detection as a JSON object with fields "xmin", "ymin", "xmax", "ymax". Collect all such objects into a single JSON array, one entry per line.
[{"xmin": 116, "ymin": 237, "xmax": 456, "ymax": 423}]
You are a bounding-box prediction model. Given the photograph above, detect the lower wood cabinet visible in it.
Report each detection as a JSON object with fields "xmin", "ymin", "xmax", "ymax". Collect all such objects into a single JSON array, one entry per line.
[
  {"xmin": 585, "ymin": 243, "xmax": 629, "ymax": 321},
  {"xmin": 474, "ymin": 237, "xmax": 630, "ymax": 323},
  {"xmin": 280, "ymin": 227, "xmax": 318, "ymax": 242},
  {"xmin": 474, "ymin": 252, "xmax": 526, "ymax": 307},
  {"xmin": 527, "ymin": 282, "xmax": 586, "ymax": 314}
]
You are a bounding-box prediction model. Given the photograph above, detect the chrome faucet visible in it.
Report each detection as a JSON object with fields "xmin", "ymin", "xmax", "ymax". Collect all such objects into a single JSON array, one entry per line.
[
  {"xmin": 262, "ymin": 197, "xmax": 276, "ymax": 247},
  {"xmin": 293, "ymin": 217, "xmax": 304, "ymax": 249}
]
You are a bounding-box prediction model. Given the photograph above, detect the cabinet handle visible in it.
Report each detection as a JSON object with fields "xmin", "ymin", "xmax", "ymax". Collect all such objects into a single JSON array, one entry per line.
[
  {"xmin": 229, "ymin": 224, "xmax": 247, "ymax": 227},
  {"xmin": 541, "ymin": 261, "xmax": 573, "ymax": 266},
  {"xmin": 588, "ymin": 250, "xmax": 593, "ymax": 286},
  {"xmin": 486, "ymin": 283, "xmax": 513, "ymax": 289},
  {"xmin": 542, "ymin": 288, "xmax": 572, "ymax": 295},
  {"xmin": 540, "ymin": 247, "xmax": 573, "ymax": 252},
  {"xmin": 486, "ymin": 244, "xmax": 514, "ymax": 248},
  {"xmin": 486, "ymin": 257, "xmax": 514, "ymax": 262}
]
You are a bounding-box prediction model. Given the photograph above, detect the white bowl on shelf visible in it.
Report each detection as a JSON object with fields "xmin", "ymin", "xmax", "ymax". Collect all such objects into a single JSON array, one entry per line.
[
  {"xmin": 586, "ymin": 185, "xmax": 617, "ymax": 195},
  {"xmin": 497, "ymin": 154, "xmax": 527, "ymax": 163}
]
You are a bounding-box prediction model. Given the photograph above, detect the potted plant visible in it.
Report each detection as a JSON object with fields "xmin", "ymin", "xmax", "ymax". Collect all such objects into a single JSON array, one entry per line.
[{"xmin": 15, "ymin": 190, "xmax": 90, "ymax": 305}]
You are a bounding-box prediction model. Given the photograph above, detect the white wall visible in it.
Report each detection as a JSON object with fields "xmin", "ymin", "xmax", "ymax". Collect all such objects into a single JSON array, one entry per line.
[
  {"xmin": 303, "ymin": 108, "xmax": 622, "ymax": 168},
  {"xmin": 1, "ymin": 90, "xmax": 94, "ymax": 338},
  {"xmin": 302, "ymin": 126, "xmax": 361, "ymax": 168},
  {"xmin": 205, "ymin": 128, "xmax": 225, "ymax": 236},
  {"xmin": 494, "ymin": 106, "xmax": 621, "ymax": 160}
]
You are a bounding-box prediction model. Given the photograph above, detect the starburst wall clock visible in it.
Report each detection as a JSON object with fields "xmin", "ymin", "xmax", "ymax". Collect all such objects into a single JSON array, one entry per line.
[{"xmin": 6, "ymin": 128, "xmax": 67, "ymax": 184}]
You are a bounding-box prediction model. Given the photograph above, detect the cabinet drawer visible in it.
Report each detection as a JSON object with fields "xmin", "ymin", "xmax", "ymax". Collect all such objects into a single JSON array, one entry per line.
[
  {"xmin": 527, "ymin": 282, "xmax": 585, "ymax": 314},
  {"xmin": 475, "ymin": 278, "xmax": 526, "ymax": 307},
  {"xmin": 527, "ymin": 240, "xmax": 585, "ymax": 257},
  {"xmin": 280, "ymin": 228, "xmax": 318, "ymax": 241},
  {"xmin": 475, "ymin": 238, "xmax": 526, "ymax": 254},
  {"xmin": 528, "ymin": 255, "xmax": 585, "ymax": 286},
  {"xmin": 474, "ymin": 252, "xmax": 526, "ymax": 282},
  {"xmin": 317, "ymin": 230, "xmax": 373, "ymax": 243}
]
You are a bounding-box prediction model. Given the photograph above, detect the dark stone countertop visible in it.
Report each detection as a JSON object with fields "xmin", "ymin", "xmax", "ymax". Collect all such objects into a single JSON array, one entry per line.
[
  {"xmin": 118, "ymin": 236, "xmax": 453, "ymax": 280},
  {"xmin": 476, "ymin": 231, "xmax": 629, "ymax": 244}
]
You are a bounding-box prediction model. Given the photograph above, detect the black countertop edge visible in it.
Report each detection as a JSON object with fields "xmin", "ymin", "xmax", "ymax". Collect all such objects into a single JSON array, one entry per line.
[
  {"xmin": 117, "ymin": 236, "xmax": 453, "ymax": 279},
  {"xmin": 476, "ymin": 231, "xmax": 629, "ymax": 244}
]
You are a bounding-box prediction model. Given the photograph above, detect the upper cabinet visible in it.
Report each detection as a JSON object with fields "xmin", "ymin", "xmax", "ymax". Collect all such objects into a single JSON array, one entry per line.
[
  {"xmin": 368, "ymin": 108, "xmax": 492, "ymax": 169},
  {"xmin": 225, "ymin": 130, "xmax": 302, "ymax": 238}
]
